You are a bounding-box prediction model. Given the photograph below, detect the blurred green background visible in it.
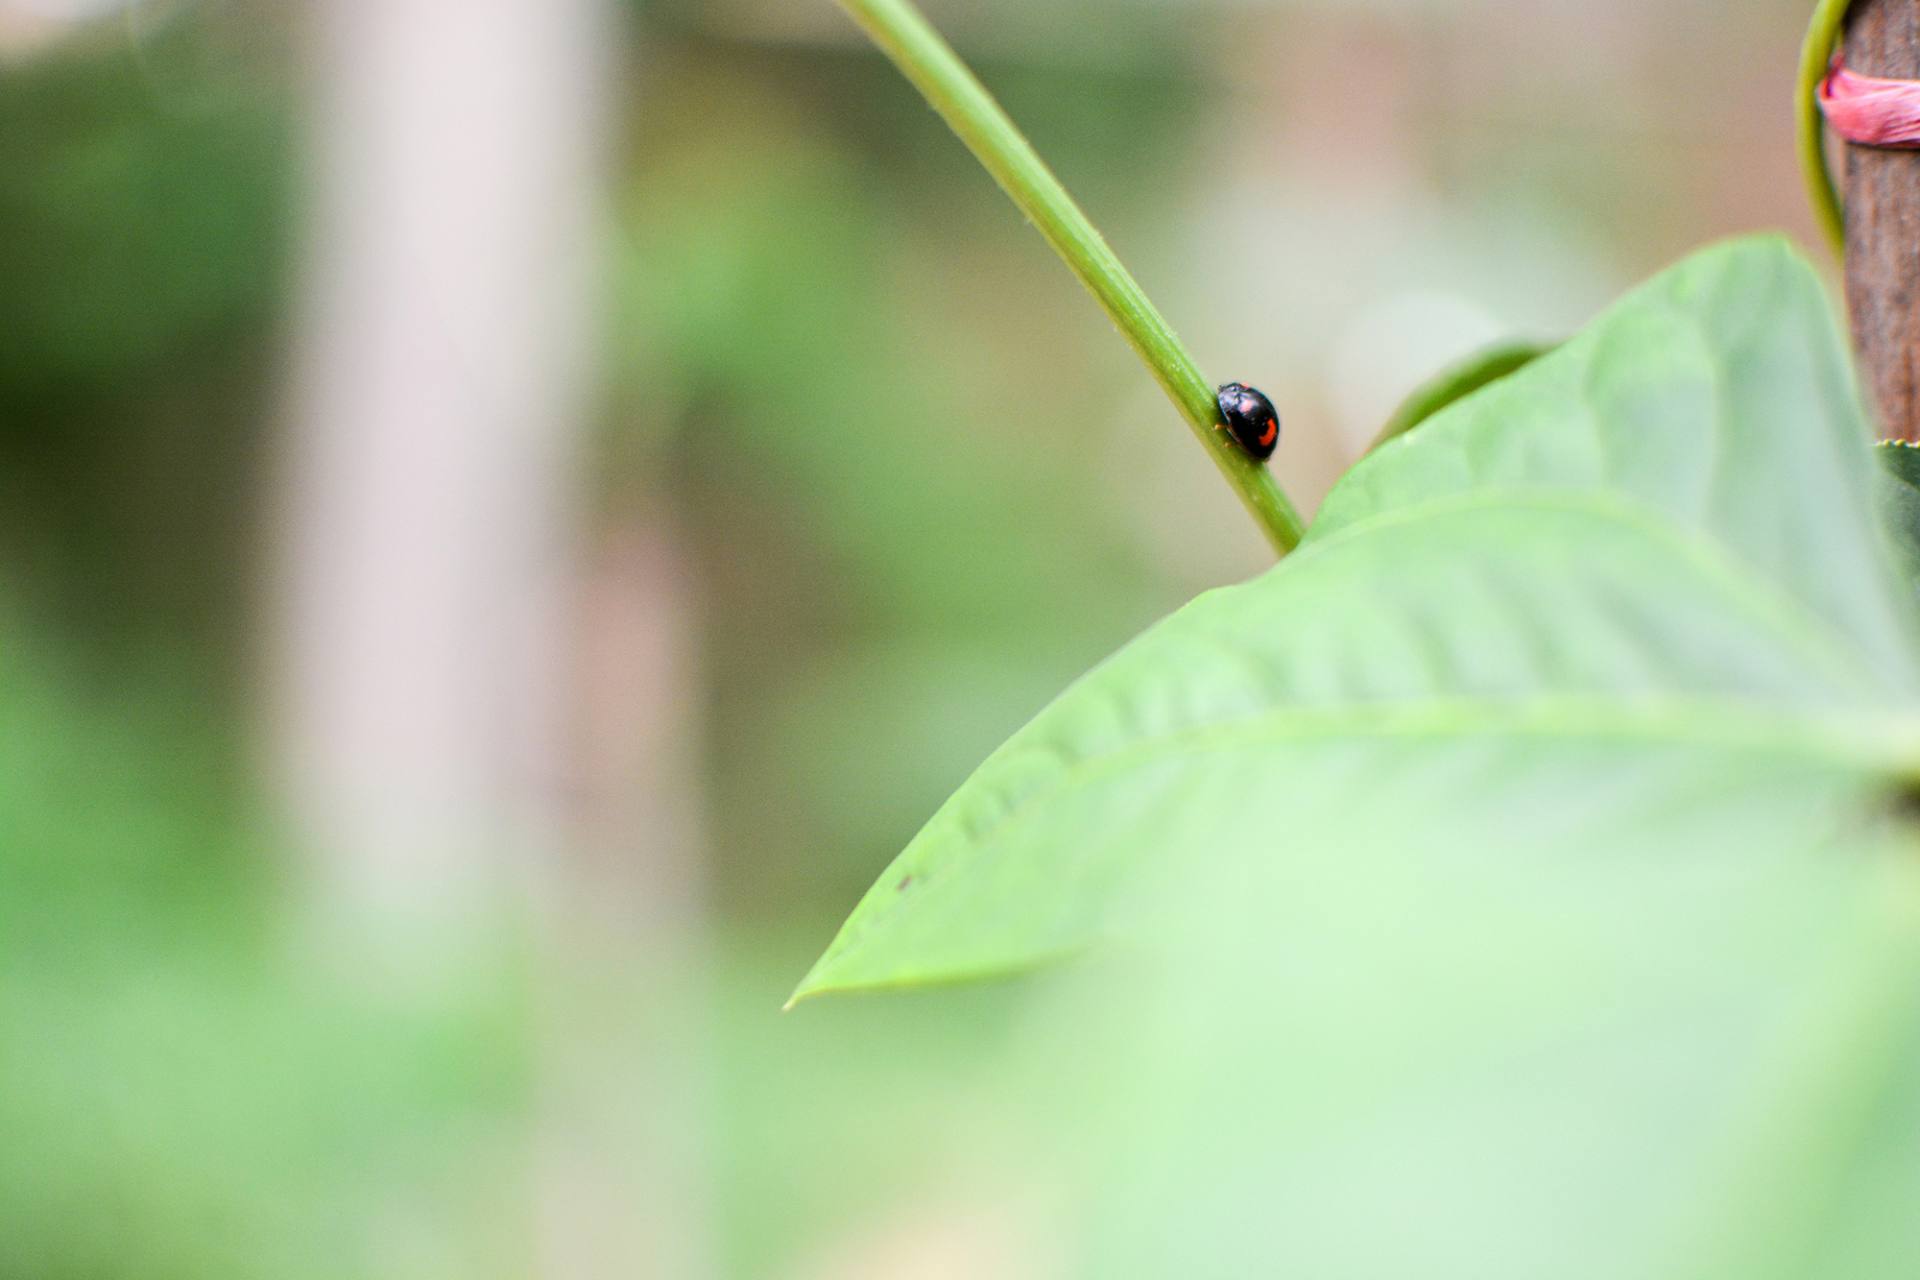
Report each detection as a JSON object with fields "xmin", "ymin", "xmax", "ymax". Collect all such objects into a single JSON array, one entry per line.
[{"xmin": 0, "ymin": 0, "xmax": 1828, "ymax": 1275}]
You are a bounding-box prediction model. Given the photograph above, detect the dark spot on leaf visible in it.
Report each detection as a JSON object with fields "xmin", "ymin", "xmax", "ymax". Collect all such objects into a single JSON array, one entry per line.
[{"xmin": 896, "ymin": 874, "xmax": 913, "ymax": 892}]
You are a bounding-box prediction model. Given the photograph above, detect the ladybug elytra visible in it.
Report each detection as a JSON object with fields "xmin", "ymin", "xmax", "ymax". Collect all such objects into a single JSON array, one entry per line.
[{"xmin": 1215, "ymin": 382, "xmax": 1280, "ymax": 461}]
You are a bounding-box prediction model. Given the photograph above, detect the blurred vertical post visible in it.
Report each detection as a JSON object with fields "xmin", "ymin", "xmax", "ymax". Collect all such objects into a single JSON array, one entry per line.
[
  {"xmin": 1843, "ymin": 0, "xmax": 1920, "ymax": 441},
  {"xmin": 278, "ymin": 0, "xmax": 599, "ymax": 923},
  {"xmin": 277, "ymin": 0, "xmax": 707, "ymax": 1273}
]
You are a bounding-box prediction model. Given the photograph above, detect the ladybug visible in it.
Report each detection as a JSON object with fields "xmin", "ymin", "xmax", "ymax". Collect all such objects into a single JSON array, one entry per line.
[{"xmin": 1215, "ymin": 382, "xmax": 1280, "ymax": 460}]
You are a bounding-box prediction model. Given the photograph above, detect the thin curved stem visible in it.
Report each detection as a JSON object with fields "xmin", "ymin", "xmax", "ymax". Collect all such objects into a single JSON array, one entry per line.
[
  {"xmin": 835, "ymin": 0, "xmax": 1306, "ymax": 555},
  {"xmin": 1800, "ymin": 0, "xmax": 1852, "ymax": 258}
]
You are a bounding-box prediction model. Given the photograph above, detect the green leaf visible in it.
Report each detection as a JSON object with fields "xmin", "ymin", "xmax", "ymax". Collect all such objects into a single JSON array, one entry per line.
[
  {"xmin": 793, "ymin": 235, "xmax": 1920, "ymax": 1003},
  {"xmin": 1058, "ymin": 758, "xmax": 1920, "ymax": 1277},
  {"xmin": 1367, "ymin": 339, "xmax": 1550, "ymax": 452},
  {"xmin": 1874, "ymin": 440, "xmax": 1920, "ymax": 596}
]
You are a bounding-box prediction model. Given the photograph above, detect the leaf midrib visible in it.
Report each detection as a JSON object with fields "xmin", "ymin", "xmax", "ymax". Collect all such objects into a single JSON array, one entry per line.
[
  {"xmin": 802, "ymin": 693, "xmax": 1920, "ymax": 994},
  {"xmin": 921, "ymin": 695, "xmax": 1920, "ymax": 866}
]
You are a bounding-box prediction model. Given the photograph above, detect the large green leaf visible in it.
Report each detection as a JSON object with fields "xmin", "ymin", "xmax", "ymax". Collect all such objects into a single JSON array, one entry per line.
[
  {"xmin": 795, "ymin": 235, "xmax": 1920, "ymax": 1274},
  {"xmin": 794, "ymin": 236, "xmax": 1920, "ymax": 1002},
  {"xmin": 1057, "ymin": 748, "xmax": 1920, "ymax": 1277}
]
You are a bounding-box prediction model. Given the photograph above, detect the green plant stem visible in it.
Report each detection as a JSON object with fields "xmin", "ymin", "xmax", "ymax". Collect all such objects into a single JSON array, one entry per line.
[
  {"xmin": 835, "ymin": 0, "xmax": 1306, "ymax": 555},
  {"xmin": 1799, "ymin": 0, "xmax": 1852, "ymax": 258}
]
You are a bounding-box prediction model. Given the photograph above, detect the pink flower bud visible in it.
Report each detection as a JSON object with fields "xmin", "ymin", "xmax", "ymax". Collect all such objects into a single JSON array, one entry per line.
[{"xmin": 1820, "ymin": 58, "xmax": 1920, "ymax": 148}]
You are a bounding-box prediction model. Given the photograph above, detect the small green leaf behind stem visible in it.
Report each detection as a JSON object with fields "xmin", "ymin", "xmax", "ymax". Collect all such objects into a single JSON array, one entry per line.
[
  {"xmin": 1367, "ymin": 341, "xmax": 1551, "ymax": 454},
  {"xmin": 1873, "ymin": 440, "xmax": 1920, "ymax": 595},
  {"xmin": 835, "ymin": 0, "xmax": 1305, "ymax": 555}
]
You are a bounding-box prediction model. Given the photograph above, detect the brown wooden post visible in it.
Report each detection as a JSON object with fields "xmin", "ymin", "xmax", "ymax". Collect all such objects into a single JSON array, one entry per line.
[{"xmin": 1844, "ymin": 0, "xmax": 1920, "ymax": 441}]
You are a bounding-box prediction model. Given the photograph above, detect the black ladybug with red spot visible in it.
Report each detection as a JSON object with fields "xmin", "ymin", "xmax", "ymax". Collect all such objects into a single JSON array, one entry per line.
[{"xmin": 1215, "ymin": 382, "xmax": 1280, "ymax": 461}]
